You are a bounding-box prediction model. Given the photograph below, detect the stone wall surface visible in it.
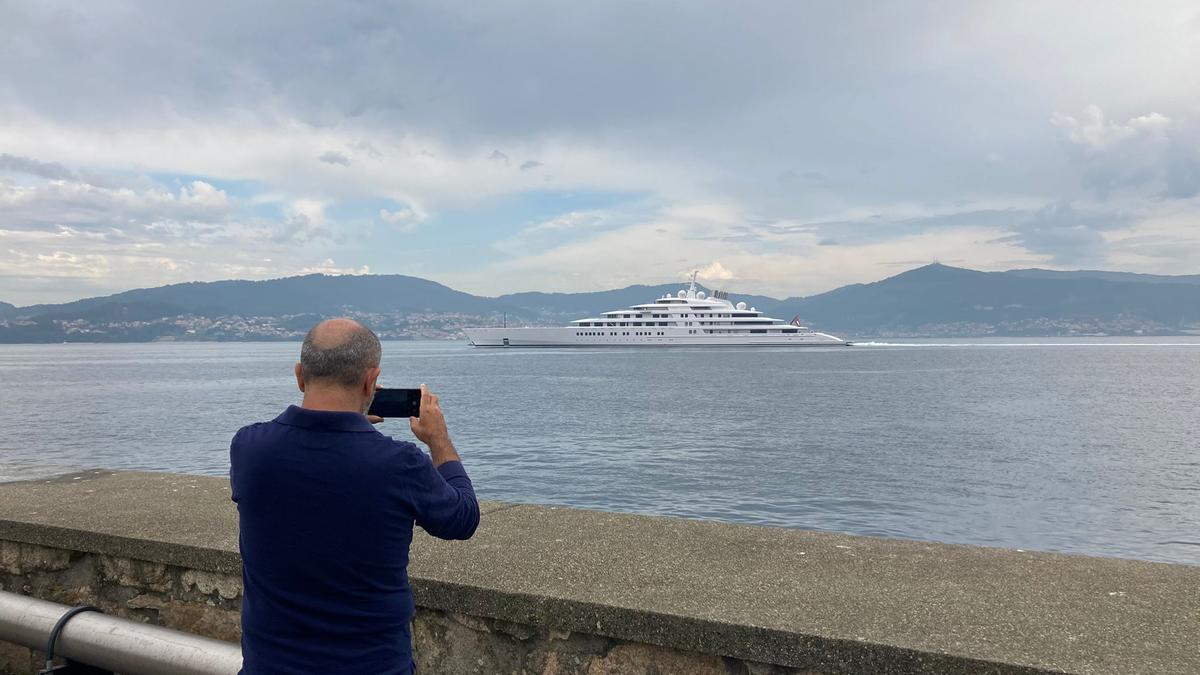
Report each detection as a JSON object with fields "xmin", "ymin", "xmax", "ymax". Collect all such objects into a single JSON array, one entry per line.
[
  {"xmin": 0, "ymin": 471, "xmax": 1198, "ymax": 675},
  {"xmin": 0, "ymin": 540, "xmax": 241, "ymax": 673},
  {"xmin": 411, "ymin": 609, "xmax": 819, "ymax": 675},
  {"xmin": 0, "ymin": 540, "xmax": 815, "ymax": 675}
]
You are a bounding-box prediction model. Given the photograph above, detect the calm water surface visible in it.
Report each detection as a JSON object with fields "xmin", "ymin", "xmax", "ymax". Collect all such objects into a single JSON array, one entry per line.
[{"xmin": 1, "ymin": 339, "xmax": 1197, "ymax": 564}]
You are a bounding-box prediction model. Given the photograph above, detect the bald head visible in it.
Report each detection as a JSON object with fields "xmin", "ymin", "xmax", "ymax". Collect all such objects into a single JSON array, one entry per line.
[{"xmin": 299, "ymin": 318, "xmax": 382, "ymax": 388}]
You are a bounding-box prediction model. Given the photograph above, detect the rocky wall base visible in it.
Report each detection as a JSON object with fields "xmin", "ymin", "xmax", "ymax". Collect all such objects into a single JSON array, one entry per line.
[
  {"xmin": 0, "ymin": 540, "xmax": 241, "ymax": 673},
  {"xmin": 0, "ymin": 540, "xmax": 818, "ymax": 675}
]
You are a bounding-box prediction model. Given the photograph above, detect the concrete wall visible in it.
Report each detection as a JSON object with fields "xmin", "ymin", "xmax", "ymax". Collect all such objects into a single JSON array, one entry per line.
[{"xmin": 0, "ymin": 471, "xmax": 1198, "ymax": 674}]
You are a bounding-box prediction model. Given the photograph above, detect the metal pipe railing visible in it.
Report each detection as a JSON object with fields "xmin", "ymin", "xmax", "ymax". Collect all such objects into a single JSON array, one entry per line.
[{"xmin": 0, "ymin": 590, "xmax": 242, "ymax": 675}]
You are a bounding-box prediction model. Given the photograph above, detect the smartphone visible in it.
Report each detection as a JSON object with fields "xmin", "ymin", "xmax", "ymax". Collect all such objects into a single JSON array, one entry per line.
[{"xmin": 368, "ymin": 388, "xmax": 422, "ymax": 418}]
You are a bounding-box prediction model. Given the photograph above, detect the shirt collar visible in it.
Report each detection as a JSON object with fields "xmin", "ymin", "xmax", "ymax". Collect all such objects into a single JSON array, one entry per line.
[{"xmin": 274, "ymin": 405, "xmax": 378, "ymax": 433}]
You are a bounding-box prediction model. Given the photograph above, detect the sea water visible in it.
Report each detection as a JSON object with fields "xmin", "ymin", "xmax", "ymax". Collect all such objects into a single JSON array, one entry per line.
[{"xmin": 0, "ymin": 338, "xmax": 1197, "ymax": 564}]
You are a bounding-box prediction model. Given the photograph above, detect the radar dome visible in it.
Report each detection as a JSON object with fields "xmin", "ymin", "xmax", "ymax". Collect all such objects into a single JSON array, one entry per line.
[
  {"xmin": 736, "ymin": 301, "xmax": 747, "ymax": 310},
  {"xmin": 696, "ymin": 291, "xmax": 706, "ymax": 300},
  {"xmin": 677, "ymin": 290, "xmax": 687, "ymax": 298},
  {"xmin": 750, "ymin": 307, "xmax": 756, "ymax": 312}
]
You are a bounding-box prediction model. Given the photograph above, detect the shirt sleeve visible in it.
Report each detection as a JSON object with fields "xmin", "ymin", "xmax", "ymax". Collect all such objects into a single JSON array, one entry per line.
[
  {"xmin": 229, "ymin": 426, "xmax": 245, "ymax": 504},
  {"xmin": 403, "ymin": 451, "xmax": 480, "ymax": 541}
]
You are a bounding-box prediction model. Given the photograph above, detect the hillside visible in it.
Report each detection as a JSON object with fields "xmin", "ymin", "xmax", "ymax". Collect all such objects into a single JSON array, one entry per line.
[
  {"xmin": 20, "ymin": 274, "xmax": 511, "ymax": 322},
  {"xmin": 1005, "ymin": 269, "xmax": 1200, "ymax": 285},
  {"xmin": 781, "ymin": 264, "xmax": 1200, "ymax": 335},
  {"xmin": 2, "ymin": 264, "xmax": 1199, "ymax": 341}
]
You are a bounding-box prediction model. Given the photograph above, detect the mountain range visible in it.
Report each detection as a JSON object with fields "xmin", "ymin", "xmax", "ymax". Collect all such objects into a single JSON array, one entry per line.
[
  {"xmin": 2, "ymin": 263, "xmax": 1199, "ymax": 341},
  {"xmin": 788, "ymin": 264, "xmax": 1200, "ymax": 333}
]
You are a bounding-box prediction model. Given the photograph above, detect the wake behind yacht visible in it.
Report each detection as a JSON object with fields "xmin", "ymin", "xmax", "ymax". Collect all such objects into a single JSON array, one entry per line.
[{"xmin": 464, "ymin": 274, "xmax": 848, "ymax": 347}]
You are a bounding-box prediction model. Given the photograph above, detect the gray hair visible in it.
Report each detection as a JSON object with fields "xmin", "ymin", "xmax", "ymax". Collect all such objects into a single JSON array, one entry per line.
[{"xmin": 300, "ymin": 320, "xmax": 382, "ymax": 387}]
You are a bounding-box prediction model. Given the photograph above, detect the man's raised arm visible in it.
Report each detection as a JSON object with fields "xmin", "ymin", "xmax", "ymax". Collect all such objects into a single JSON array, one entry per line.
[{"xmin": 406, "ymin": 385, "xmax": 479, "ymax": 540}]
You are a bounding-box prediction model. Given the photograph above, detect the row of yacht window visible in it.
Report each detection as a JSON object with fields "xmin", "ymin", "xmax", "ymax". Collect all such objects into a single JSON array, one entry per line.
[
  {"xmin": 578, "ymin": 331, "xmax": 668, "ymax": 336},
  {"xmin": 606, "ymin": 312, "xmax": 754, "ymax": 318},
  {"xmin": 574, "ymin": 327, "xmax": 806, "ymax": 336},
  {"xmin": 577, "ymin": 320, "xmax": 775, "ymax": 327}
]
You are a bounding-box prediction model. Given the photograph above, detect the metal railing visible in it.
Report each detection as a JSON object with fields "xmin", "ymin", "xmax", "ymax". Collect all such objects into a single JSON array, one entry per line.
[{"xmin": 0, "ymin": 590, "xmax": 241, "ymax": 675}]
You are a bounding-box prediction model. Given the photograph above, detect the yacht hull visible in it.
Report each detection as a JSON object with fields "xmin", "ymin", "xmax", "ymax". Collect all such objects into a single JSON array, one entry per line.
[{"xmin": 464, "ymin": 327, "xmax": 848, "ymax": 347}]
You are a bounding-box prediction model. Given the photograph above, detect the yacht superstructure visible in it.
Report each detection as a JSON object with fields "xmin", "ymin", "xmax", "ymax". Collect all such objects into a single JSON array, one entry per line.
[{"xmin": 464, "ymin": 274, "xmax": 848, "ymax": 347}]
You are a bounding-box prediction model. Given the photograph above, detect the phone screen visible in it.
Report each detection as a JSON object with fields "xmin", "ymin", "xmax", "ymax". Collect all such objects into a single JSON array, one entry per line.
[{"xmin": 368, "ymin": 388, "xmax": 422, "ymax": 418}]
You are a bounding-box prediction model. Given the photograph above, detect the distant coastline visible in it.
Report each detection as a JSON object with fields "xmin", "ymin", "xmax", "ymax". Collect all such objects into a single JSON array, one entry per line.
[{"xmin": 3, "ymin": 263, "xmax": 1199, "ymax": 343}]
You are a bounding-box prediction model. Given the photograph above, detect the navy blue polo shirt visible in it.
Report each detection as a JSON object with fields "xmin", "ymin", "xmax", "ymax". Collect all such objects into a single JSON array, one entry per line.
[{"xmin": 230, "ymin": 405, "xmax": 479, "ymax": 674}]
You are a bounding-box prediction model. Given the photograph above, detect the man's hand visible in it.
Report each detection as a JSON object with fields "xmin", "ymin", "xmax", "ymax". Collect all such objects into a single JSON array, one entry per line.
[
  {"xmin": 409, "ymin": 384, "xmax": 449, "ymax": 446},
  {"xmin": 410, "ymin": 384, "xmax": 461, "ymax": 466}
]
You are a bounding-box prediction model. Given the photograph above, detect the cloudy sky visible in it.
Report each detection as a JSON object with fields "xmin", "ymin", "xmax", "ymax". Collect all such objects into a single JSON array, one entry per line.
[{"xmin": 2, "ymin": 1, "xmax": 1199, "ymax": 305}]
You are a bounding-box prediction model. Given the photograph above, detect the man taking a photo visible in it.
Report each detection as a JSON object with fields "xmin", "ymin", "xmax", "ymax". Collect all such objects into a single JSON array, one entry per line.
[{"xmin": 231, "ymin": 318, "xmax": 479, "ymax": 674}]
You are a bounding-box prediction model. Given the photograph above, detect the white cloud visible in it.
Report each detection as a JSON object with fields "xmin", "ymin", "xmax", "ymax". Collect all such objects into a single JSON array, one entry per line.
[
  {"xmin": 1051, "ymin": 105, "xmax": 1200, "ymax": 199},
  {"xmin": 0, "ymin": 167, "xmax": 362, "ymax": 302},
  {"xmin": 449, "ymin": 201, "xmax": 1043, "ymax": 297},
  {"xmin": 378, "ymin": 204, "xmax": 427, "ymax": 230},
  {"xmin": 489, "ymin": 208, "xmax": 624, "ymax": 257},
  {"xmin": 0, "ymin": 113, "xmax": 708, "ymax": 212},
  {"xmin": 525, "ymin": 211, "xmax": 604, "ymax": 233},
  {"xmin": 287, "ymin": 199, "xmax": 326, "ymax": 226},
  {"xmin": 379, "ymin": 207, "xmax": 414, "ymax": 224},
  {"xmin": 693, "ymin": 261, "xmax": 734, "ymax": 281},
  {"xmin": 0, "ymin": 220, "xmax": 376, "ymax": 304},
  {"xmin": 180, "ymin": 181, "xmax": 229, "ymax": 208},
  {"xmin": 1052, "ymin": 105, "xmax": 1171, "ymax": 152},
  {"xmin": 4, "ymin": 3, "xmax": 1200, "ymax": 303},
  {"xmin": 0, "ymin": 177, "xmax": 232, "ymax": 234},
  {"xmin": 300, "ymin": 258, "xmax": 370, "ymax": 276}
]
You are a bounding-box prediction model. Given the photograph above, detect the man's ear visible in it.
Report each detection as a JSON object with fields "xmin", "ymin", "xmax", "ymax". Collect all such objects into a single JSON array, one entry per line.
[
  {"xmin": 295, "ymin": 363, "xmax": 305, "ymax": 393},
  {"xmin": 363, "ymin": 366, "xmax": 382, "ymax": 397}
]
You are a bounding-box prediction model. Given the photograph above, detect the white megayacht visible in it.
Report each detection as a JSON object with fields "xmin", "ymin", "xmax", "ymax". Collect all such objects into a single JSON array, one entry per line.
[{"xmin": 464, "ymin": 273, "xmax": 848, "ymax": 347}]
